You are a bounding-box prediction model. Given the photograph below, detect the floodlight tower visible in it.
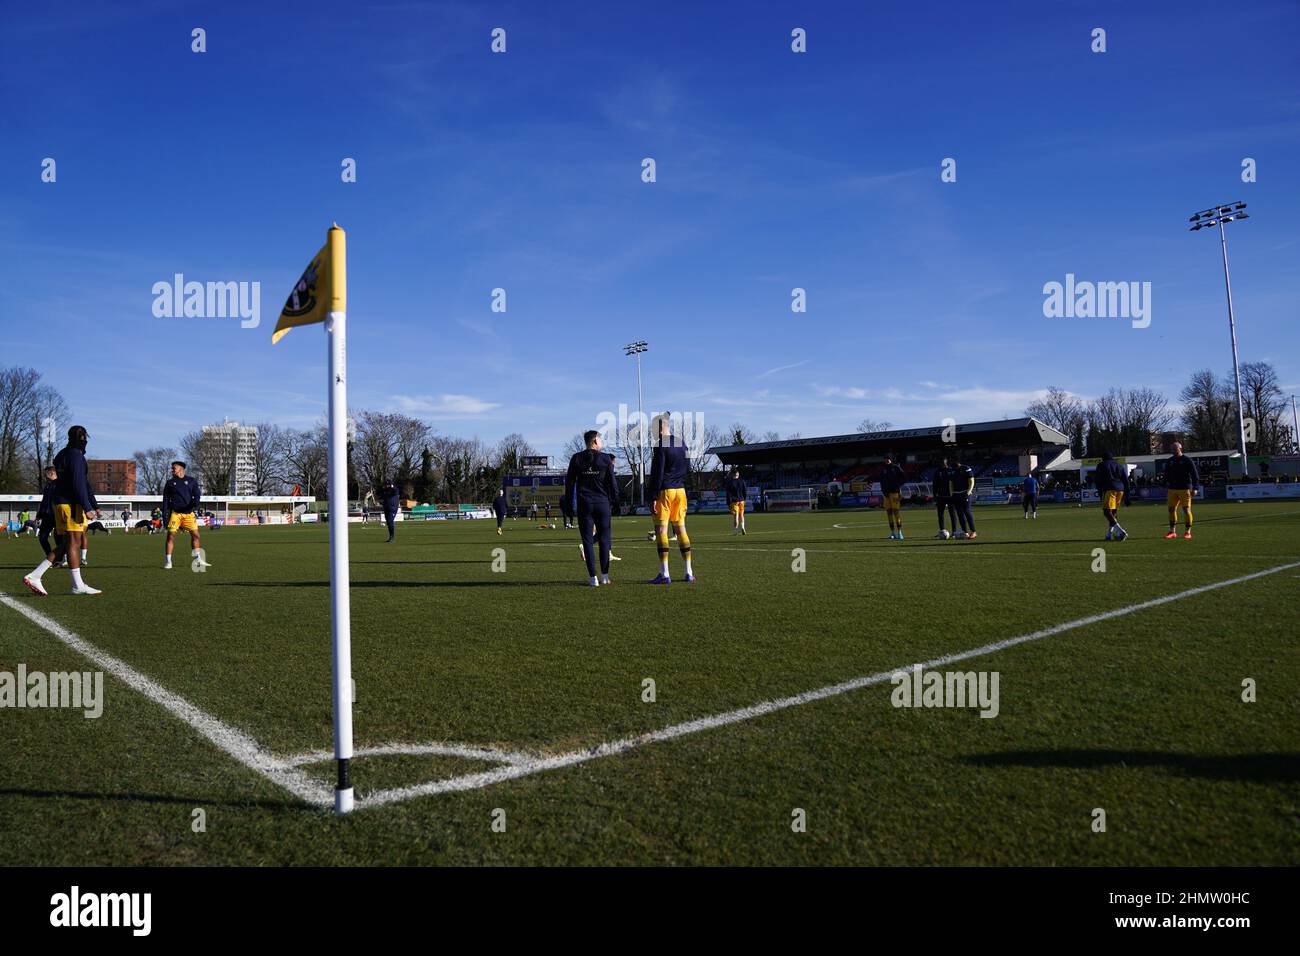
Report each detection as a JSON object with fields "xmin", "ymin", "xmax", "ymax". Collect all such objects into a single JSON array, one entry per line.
[
  {"xmin": 1189, "ymin": 202, "xmax": 1251, "ymax": 477},
  {"xmin": 624, "ymin": 341, "xmax": 649, "ymax": 506}
]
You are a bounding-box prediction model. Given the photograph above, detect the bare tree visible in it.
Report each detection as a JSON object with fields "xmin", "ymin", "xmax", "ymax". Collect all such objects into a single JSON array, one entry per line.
[
  {"xmin": 1179, "ymin": 370, "xmax": 1236, "ymax": 451},
  {"xmin": 561, "ymin": 433, "xmax": 586, "ymax": 461},
  {"xmin": 180, "ymin": 428, "xmax": 237, "ymax": 495},
  {"xmin": 247, "ymin": 422, "xmax": 290, "ymax": 495},
  {"xmin": 696, "ymin": 423, "xmax": 727, "ymax": 473},
  {"xmin": 353, "ymin": 411, "xmax": 432, "ymax": 494},
  {"xmin": 283, "ymin": 426, "xmax": 328, "ymax": 497},
  {"xmin": 431, "ymin": 434, "xmax": 492, "ymax": 503},
  {"xmin": 612, "ymin": 419, "xmax": 651, "ymax": 496},
  {"xmin": 494, "ymin": 432, "xmax": 539, "ymax": 473},
  {"xmin": 26, "ymin": 384, "xmax": 70, "ymax": 488},
  {"xmin": 1239, "ymin": 361, "xmax": 1287, "ymax": 455},
  {"xmin": 132, "ymin": 446, "xmax": 179, "ymax": 495},
  {"xmin": 1025, "ymin": 386, "xmax": 1086, "ymax": 456},
  {"xmin": 727, "ymin": 422, "xmax": 756, "ymax": 446},
  {"xmin": 0, "ymin": 367, "xmax": 42, "ymax": 491},
  {"xmin": 856, "ymin": 418, "xmax": 893, "ymax": 434},
  {"xmin": 1084, "ymin": 387, "xmax": 1173, "ymax": 457}
]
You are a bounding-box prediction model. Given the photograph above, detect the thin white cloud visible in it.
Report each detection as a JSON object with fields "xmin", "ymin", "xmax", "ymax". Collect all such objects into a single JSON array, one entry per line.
[
  {"xmin": 757, "ymin": 359, "xmax": 811, "ymax": 378},
  {"xmin": 391, "ymin": 394, "xmax": 500, "ymax": 416}
]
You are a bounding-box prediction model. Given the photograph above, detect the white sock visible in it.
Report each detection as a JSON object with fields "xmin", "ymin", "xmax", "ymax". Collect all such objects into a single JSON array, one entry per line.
[
  {"xmin": 659, "ymin": 558, "xmax": 669, "ymax": 576},
  {"xmin": 80, "ymin": 549, "xmax": 87, "ymax": 561},
  {"xmin": 590, "ymin": 575, "xmax": 599, "ymax": 587},
  {"xmin": 30, "ymin": 559, "xmax": 52, "ymax": 580},
  {"xmin": 601, "ymin": 574, "xmax": 610, "ymax": 584},
  {"xmin": 71, "ymin": 568, "xmax": 84, "ymax": 588},
  {"xmin": 684, "ymin": 557, "xmax": 693, "ymax": 575},
  {"xmin": 165, "ymin": 554, "xmax": 173, "ymax": 565}
]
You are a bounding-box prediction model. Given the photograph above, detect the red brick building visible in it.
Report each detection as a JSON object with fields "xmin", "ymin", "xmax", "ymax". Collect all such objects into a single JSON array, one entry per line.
[{"xmin": 87, "ymin": 459, "xmax": 137, "ymax": 495}]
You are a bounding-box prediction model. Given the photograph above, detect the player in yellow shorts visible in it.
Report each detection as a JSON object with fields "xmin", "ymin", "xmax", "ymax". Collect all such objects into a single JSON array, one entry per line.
[
  {"xmin": 168, "ymin": 510, "xmax": 198, "ymax": 533},
  {"xmin": 1092, "ymin": 451, "xmax": 1131, "ymax": 541},
  {"xmin": 23, "ymin": 425, "xmax": 102, "ymax": 596},
  {"xmin": 161, "ymin": 460, "xmax": 211, "ymax": 570},
  {"xmin": 1162, "ymin": 442, "xmax": 1199, "ymax": 539},
  {"xmin": 879, "ymin": 456, "xmax": 907, "ymax": 539},
  {"xmin": 647, "ymin": 414, "xmax": 694, "ymax": 583},
  {"xmin": 725, "ymin": 468, "xmax": 748, "ymax": 535}
]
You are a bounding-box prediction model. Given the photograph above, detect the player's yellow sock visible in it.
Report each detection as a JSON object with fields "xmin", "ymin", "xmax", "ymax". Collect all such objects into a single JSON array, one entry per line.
[
  {"xmin": 893, "ymin": 510, "xmax": 902, "ymax": 531},
  {"xmin": 1168, "ymin": 505, "xmax": 1177, "ymax": 528},
  {"xmin": 1185, "ymin": 506, "xmax": 1193, "ymax": 530}
]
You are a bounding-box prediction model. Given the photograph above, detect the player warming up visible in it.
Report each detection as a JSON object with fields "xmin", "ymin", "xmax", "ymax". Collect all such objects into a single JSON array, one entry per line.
[
  {"xmin": 932, "ymin": 457, "xmax": 956, "ymax": 538},
  {"xmin": 648, "ymin": 413, "xmax": 693, "ymax": 584},
  {"xmin": 565, "ymin": 429, "xmax": 619, "ymax": 586},
  {"xmin": 162, "ymin": 461, "xmax": 211, "ymax": 570},
  {"xmin": 1022, "ymin": 471, "xmax": 1039, "ymax": 519},
  {"xmin": 1092, "ymin": 451, "xmax": 1131, "ymax": 541},
  {"xmin": 23, "ymin": 425, "xmax": 101, "ymax": 596},
  {"xmin": 493, "ymin": 489, "xmax": 507, "ymax": 534},
  {"xmin": 950, "ymin": 455, "xmax": 977, "ymax": 539},
  {"xmin": 380, "ymin": 479, "xmax": 401, "ymax": 543},
  {"xmin": 1163, "ymin": 442, "xmax": 1199, "ymax": 539},
  {"xmin": 879, "ymin": 455, "xmax": 906, "ymax": 539},
  {"xmin": 726, "ymin": 468, "xmax": 748, "ymax": 534}
]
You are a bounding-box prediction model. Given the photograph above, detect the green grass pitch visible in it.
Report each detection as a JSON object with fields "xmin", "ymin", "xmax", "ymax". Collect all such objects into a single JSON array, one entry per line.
[{"xmin": 2, "ymin": 500, "xmax": 1298, "ymax": 865}]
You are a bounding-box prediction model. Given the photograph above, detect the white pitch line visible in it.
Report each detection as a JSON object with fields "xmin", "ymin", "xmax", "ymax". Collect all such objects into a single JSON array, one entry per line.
[
  {"xmin": 284, "ymin": 740, "xmax": 536, "ymax": 768},
  {"xmin": 0, "ymin": 593, "xmax": 330, "ymax": 808},
  {"xmin": 353, "ymin": 559, "xmax": 1300, "ymax": 810},
  {"xmin": 703, "ymin": 546, "xmax": 1300, "ymax": 560}
]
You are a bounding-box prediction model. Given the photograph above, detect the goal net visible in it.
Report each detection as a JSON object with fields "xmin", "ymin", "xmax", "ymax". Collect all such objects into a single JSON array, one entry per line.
[{"xmin": 764, "ymin": 487, "xmax": 818, "ymax": 512}]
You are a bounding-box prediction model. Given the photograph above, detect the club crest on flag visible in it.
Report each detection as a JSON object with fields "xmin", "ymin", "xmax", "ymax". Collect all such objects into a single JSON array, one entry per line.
[
  {"xmin": 284, "ymin": 257, "xmax": 321, "ymax": 318},
  {"xmin": 272, "ymin": 225, "xmax": 345, "ymax": 344}
]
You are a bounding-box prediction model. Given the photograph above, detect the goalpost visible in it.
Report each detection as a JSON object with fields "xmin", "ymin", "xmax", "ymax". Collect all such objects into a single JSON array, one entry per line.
[{"xmin": 763, "ymin": 487, "xmax": 818, "ymax": 512}]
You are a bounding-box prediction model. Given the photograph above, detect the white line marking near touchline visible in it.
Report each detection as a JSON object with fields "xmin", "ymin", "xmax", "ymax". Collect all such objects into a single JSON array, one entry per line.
[
  {"xmin": 0, "ymin": 593, "xmax": 331, "ymax": 808},
  {"xmin": 352, "ymin": 559, "xmax": 1300, "ymax": 810},
  {"xmin": 284, "ymin": 740, "xmax": 537, "ymax": 768}
]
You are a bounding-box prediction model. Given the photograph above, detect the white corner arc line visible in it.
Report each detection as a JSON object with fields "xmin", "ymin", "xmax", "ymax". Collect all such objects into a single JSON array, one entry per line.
[
  {"xmin": 354, "ymin": 560, "xmax": 1300, "ymax": 810},
  {"xmin": 0, "ymin": 593, "xmax": 330, "ymax": 808},
  {"xmin": 284, "ymin": 741, "xmax": 537, "ymax": 768}
]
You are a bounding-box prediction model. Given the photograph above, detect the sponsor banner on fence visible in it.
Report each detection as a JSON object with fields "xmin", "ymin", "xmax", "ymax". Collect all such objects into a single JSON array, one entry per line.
[
  {"xmin": 1226, "ymin": 484, "xmax": 1300, "ymax": 500},
  {"xmin": 421, "ymin": 508, "xmax": 494, "ymax": 520}
]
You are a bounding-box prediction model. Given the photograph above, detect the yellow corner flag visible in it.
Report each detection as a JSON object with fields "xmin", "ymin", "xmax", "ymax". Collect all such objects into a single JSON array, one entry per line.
[{"xmin": 272, "ymin": 224, "xmax": 347, "ymax": 344}]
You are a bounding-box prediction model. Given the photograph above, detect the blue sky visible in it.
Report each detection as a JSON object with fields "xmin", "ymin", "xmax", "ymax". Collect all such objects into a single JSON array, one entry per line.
[{"xmin": 2, "ymin": 0, "xmax": 1297, "ymax": 462}]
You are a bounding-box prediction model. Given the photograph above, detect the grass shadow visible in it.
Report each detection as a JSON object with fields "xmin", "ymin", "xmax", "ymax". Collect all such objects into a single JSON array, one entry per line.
[{"xmin": 962, "ymin": 749, "xmax": 1300, "ymax": 783}]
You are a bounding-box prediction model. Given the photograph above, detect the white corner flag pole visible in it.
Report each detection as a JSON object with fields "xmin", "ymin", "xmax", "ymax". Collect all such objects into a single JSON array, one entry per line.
[
  {"xmin": 327, "ymin": 287, "xmax": 354, "ymax": 812},
  {"xmin": 327, "ymin": 308, "xmax": 354, "ymax": 814}
]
